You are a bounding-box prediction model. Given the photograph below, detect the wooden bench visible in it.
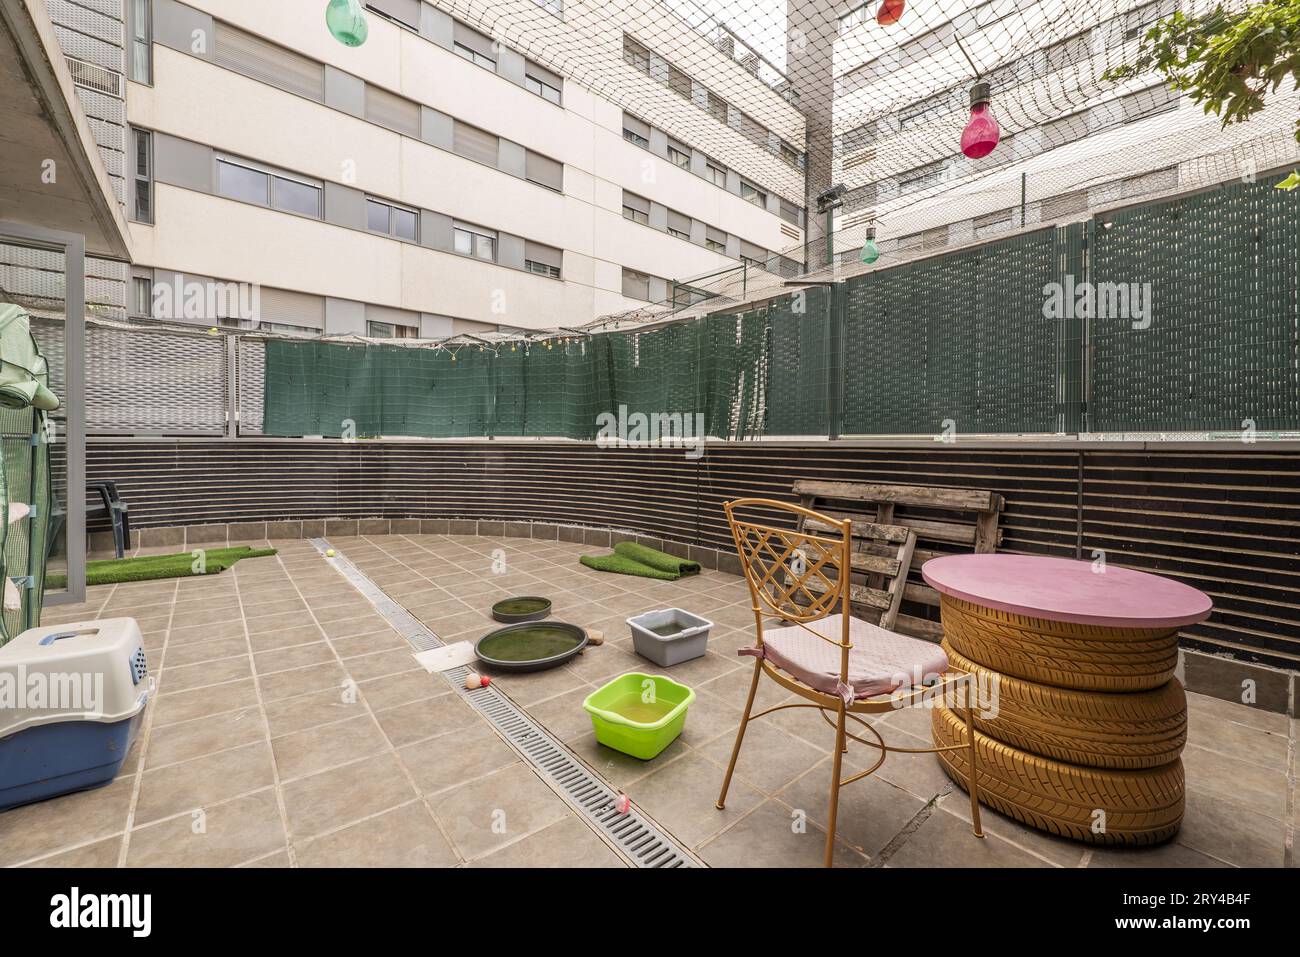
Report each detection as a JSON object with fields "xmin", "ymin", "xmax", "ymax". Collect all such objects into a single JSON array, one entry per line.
[{"xmin": 792, "ymin": 480, "xmax": 1004, "ymax": 641}]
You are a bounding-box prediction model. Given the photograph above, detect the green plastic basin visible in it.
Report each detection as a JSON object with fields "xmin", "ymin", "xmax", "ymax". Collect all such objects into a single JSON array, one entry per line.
[{"xmin": 582, "ymin": 672, "xmax": 696, "ymax": 760}]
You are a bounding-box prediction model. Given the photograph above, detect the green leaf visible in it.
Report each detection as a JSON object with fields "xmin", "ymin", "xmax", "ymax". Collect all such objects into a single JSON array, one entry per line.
[{"xmin": 1275, "ymin": 170, "xmax": 1300, "ymax": 190}]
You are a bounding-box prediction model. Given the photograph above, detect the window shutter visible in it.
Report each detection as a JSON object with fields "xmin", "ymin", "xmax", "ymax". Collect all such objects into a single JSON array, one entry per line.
[
  {"xmin": 365, "ymin": 303, "xmax": 418, "ymax": 329},
  {"xmin": 524, "ymin": 242, "xmax": 562, "ymax": 269},
  {"xmin": 454, "ymin": 23, "xmax": 495, "ymax": 60},
  {"xmin": 706, "ymin": 226, "xmax": 727, "ymax": 246},
  {"xmin": 213, "ymin": 24, "xmax": 324, "ymax": 102},
  {"xmin": 453, "ymin": 122, "xmax": 499, "ymax": 165},
  {"xmin": 524, "ymin": 60, "xmax": 561, "ymax": 89},
  {"xmin": 366, "ymin": 0, "xmax": 420, "ymax": 28},
  {"xmin": 622, "ymin": 113, "xmax": 650, "ymax": 140},
  {"xmin": 258, "ymin": 288, "xmax": 325, "ymax": 329},
  {"xmin": 667, "ymin": 210, "xmax": 691, "ymax": 234},
  {"xmin": 623, "ymin": 192, "xmax": 650, "ymax": 215},
  {"xmin": 525, "ymin": 152, "xmax": 563, "ymax": 190},
  {"xmin": 365, "ymin": 85, "xmax": 421, "ymax": 136}
]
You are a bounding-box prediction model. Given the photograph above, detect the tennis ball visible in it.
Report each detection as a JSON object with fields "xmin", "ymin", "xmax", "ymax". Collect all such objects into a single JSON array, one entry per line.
[{"xmin": 325, "ymin": 548, "xmax": 336, "ymax": 558}]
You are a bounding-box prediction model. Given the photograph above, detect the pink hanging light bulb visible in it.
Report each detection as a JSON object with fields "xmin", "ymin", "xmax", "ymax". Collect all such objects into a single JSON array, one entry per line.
[
  {"xmin": 876, "ymin": 0, "xmax": 905, "ymax": 26},
  {"xmin": 960, "ymin": 81, "xmax": 1000, "ymax": 160}
]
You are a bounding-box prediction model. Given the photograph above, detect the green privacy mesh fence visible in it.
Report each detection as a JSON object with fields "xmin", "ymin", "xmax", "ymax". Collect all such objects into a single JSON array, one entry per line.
[
  {"xmin": 261, "ymin": 176, "xmax": 1299, "ymax": 441},
  {"xmin": 1088, "ymin": 174, "xmax": 1300, "ymax": 433},
  {"xmin": 0, "ymin": 393, "xmax": 53, "ymax": 644}
]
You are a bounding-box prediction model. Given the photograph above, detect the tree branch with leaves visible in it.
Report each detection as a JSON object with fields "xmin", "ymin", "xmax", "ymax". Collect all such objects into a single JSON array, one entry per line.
[{"xmin": 1103, "ymin": 0, "xmax": 1300, "ymax": 189}]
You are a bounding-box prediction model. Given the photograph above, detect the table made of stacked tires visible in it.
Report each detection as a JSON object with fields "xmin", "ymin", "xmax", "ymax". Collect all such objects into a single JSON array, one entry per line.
[{"xmin": 922, "ymin": 554, "xmax": 1212, "ymax": 846}]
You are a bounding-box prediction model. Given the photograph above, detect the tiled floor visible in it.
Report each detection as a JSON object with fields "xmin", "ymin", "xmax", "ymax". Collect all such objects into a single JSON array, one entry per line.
[{"xmin": 4, "ymin": 532, "xmax": 1295, "ymax": 868}]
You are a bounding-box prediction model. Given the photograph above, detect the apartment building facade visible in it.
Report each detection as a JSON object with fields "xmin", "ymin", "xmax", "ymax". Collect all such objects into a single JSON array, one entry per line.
[
  {"xmin": 37, "ymin": 0, "xmax": 807, "ymax": 338},
  {"xmin": 827, "ymin": 0, "xmax": 1246, "ymax": 262}
]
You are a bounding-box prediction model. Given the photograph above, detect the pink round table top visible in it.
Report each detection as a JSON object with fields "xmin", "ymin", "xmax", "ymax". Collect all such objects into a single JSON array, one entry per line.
[{"xmin": 921, "ymin": 554, "xmax": 1212, "ymax": 629}]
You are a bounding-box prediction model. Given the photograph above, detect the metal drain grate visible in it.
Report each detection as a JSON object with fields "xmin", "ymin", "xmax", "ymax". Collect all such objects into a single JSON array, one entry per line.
[
  {"xmin": 310, "ymin": 539, "xmax": 442, "ymax": 651},
  {"xmin": 312, "ymin": 539, "xmax": 700, "ymax": 868},
  {"xmin": 449, "ymin": 664, "xmax": 696, "ymax": 868}
]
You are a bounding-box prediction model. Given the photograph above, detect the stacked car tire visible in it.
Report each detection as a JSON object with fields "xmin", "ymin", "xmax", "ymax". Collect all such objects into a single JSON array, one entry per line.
[{"xmin": 932, "ymin": 596, "xmax": 1188, "ymax": 845}]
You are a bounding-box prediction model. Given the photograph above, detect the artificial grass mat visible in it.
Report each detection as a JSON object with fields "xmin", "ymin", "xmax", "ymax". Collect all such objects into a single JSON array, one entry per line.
[
  {"xmin": 46, "ymin": 546, "xmax": 277, "ymax": 588},
  {"xmin": 579, "ymin": 542, "xmax": 701, "ymax": 581}
]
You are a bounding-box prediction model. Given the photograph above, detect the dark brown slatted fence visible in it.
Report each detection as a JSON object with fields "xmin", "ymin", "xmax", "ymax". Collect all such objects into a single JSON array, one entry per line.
[{"xmin": 87, "ymin": 440, "xmax": 1300, "ymax": 671}]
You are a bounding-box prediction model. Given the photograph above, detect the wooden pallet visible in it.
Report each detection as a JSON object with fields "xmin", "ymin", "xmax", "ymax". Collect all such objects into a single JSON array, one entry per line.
[{"xmin": 792, "ymin": 480, "xmax": 1004, "ymax": 641}]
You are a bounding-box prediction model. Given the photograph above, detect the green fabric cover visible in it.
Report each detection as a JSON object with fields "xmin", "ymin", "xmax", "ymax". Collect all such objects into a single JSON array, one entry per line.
[{"xmin": 0, "ymin": 304, "xmax": 60, "ymax": 412}]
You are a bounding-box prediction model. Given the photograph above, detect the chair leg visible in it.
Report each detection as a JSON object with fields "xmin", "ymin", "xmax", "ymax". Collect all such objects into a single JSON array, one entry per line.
[
  {"xmin": 963, "ymin": 693, "xmax": 984, "ymax": 839},
  {"xmin": 716, "ymin": 657, "xmax": 762, "ymax": 810},
  {"xmin": 824, "ymin": 702, "xmax": 848, "ymax": 867}
]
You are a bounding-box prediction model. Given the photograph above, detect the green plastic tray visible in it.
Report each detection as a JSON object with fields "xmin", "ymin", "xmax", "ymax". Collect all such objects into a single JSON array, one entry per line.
[{"xmin": 582, "ymin": 672, "xmax": 696, "ymax": 760}]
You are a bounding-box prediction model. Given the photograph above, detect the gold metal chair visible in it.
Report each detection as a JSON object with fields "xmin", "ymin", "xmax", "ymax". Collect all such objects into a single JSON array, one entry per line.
[{"xmin": 717, "ymin": 497, "xmax": 985, "ymax": 867}]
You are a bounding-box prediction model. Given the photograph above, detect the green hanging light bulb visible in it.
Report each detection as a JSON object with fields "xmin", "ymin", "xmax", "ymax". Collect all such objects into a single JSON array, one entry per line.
[
  {"xmin": 326, "ymin": 0, "xmax": 369, "ymax": 47},
  {"xmin": 860, "ymin": 226, "xmax": 880, "ymax": 265}
]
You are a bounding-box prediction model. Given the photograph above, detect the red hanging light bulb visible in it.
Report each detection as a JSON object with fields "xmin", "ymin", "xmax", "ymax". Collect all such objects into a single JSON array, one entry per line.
[
  {"xmin": 960, "ymin": 81, "xmax": 1000, "ymax": 160},
  {"xmin": 876, "ymin": 0, "xmax": 905, "ymax": 26}
]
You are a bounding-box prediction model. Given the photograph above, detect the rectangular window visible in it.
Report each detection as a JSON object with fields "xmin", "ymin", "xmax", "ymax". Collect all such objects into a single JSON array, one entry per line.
[
  {"xmin": 367, "ymin": 321, "xmax": 417, "ymax": 338},
  {"xmin": 779, "ymin": 198, "xmax": 803, "ymax": 228},
  {"xmin": 272, "ymin": 176, "xmax": 322, "ymax": 217},
  {"xmin": 453, "ymin": 23, "xmax": 497, "ymax": 70},
  {"xmin": 739, "ymin": 180, "xmax": 767, "ymax": 207},
  {"xmin": 780, "ymin": 141, "xmax": 802, "ymax": 168},
  {"xmin": 131, "ymin": 128, "xmax": 153, "ymax": 223},
  {"xmin": 129, "ymin": 0, "xmax": 152, "ymax": 84},
  {"xmin": 740, "ymin": 241, "xmax": 767, "ymax": 270},
  {"xmin": 621, "ymin": 268, "xmax": 651, "ymax": 301},
  {"xmin": 453, "ymin": 122, "xmax": 499, "ymax": 166},
  {"xmin": 705, "ymin": 162, "xmax": 726, "ymax": 187},
  {"xmin": 623, "ymin": 36, "xmax": 650, "ymax": 73},
  {"xmin": 131, "ymin": 271, "xmax": 153, "ymax": 317},
  {"xmin": 525, "ymin": 151, "xmax": 563, "ymax": 191},
  {"xmin": 667, "ymin": 65, "xmax": 692, "ymax": 100},
  {"xmin": 666, "ymin": 210, "xmax": 691, "ymax": 240},
  {"xmin": 706, "ymin": 91, "xmax": 728, "ymax": 124},
  {"xmin": 366, "ymin": 198, "xmax": 419, "ymax": 240},
  {"xmin": 622, "ymin": 192, "xmax": 650, "ymax": 225},
  {"xmin": 453, "ymin": 222, "xmax": 497, "ymax": 261},
  {"xmin": 534, "ymin": 0, "xmax": 564, "ymax": 16},
  {"xmin": 524, "ymin": 61, "xmax": 562, "ymax": 104},
  {"xmin": 217, "ymin": 159, "xmax": 270, "ymax": 205},
  {"xmin": 365, "ymin": 0, "xmax": 420, "ymax": 29},
  {"xmin": 524, "ymin": 241, "xmax": 562, "ymax": 279},
  {"xmin": 666, "ymin": 140, "xmax": 691, "ymax": 169},
  {"xmin": 365, "ymin": 85, "xmax": 421, "ymax": 137},
  {"xmin": 705, "ymin": 227, "xmax": 727, "ymax": 253},
  {"xmin": 622, "ymin": 113, "xmax": 650, "ymax": 149}
]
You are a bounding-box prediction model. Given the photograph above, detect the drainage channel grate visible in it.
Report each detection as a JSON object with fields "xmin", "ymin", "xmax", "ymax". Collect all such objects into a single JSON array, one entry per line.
[
  {"xmin": 311, "ymin": 539, "xmax": 441, "ymax": 651},
  {"xmin": 312, "ymin": 539, "xmax": 700, "ymax": 869}
]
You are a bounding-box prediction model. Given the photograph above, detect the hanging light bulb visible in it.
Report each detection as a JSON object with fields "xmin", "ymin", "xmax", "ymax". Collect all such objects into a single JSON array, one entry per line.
[
  {"xmin": 960, "ymin": 81, "xmax": 1000, "ymax": 160},
  {"xmin": 326, "ymin": 0, "xmax": 369, "ymax": 47},
  {"xmin": 860, "ymin": 226, "xmax": 880, "ymax": 265},
  {"xmin": 876, "ymin": 0, "xmax": 905, "ymax": 26}
]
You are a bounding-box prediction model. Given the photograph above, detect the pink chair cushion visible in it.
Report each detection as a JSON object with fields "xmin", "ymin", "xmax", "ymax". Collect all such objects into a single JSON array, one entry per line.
[{"xmin": 758, "ymin": 614, "xmax": 949, "ymax": 701}]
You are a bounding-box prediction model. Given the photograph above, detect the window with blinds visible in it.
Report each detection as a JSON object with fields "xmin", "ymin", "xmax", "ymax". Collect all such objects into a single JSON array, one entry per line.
[
  {"xmin": 622, "ymin": 192, "xmax": 650, "ymax": 225},
  {"xmin": 621, "ymin": 268, "xmax": 651, "ymax": 300},
  {"xmin": 524, "ymin": 242, "xmax": 562, "ymax": 278},
  {"xmin": 705, "ymin": 227, "xmax": 727, "ymax": 253},
  {"xmin": 453, "ymin": 122, "xmax": 499, "ymax": 166},
  {"xmin": 213, "ymin": 24, "xmax": 325, "ymax": 102},
  {"xmin": 525, "ymin": 152, "xmax": 563, "ymax": 191},
  {"xmin": 258, "ymin": 288, "xmax": 325, "ymax": 330},
  {"xmin": 365, "ymin": 85, "xmax": 421, "ymax": 137},
  {"xmin": 454, "ymin": 23, "xmax": 496, "ymax": 69},
  {"xmin": 365, "ymin": 0, "xmax": 420, "ymax": 29},
  {"xmin": 622, "ymin": 113, "xmax": 650, "ymax": 148},
  {"xmin": 666, "ymin": 210, "xmax": 691, "ymax": 239},
  {"xmin": 524, "ymin": 61, "xmax": 562, "ymax": 104}
]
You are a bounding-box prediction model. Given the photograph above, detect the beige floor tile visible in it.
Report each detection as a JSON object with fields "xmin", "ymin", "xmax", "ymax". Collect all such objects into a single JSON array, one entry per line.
[
  {"xmin": 342, "ymin": 649, "xmax": 418, "ymax": 683},
  {"xmin": 358, "ymin": 669, "xmax": 449, "ymax": 712},
  {"xmin": 698, "ymin": 799, "xmax": 869, "ymax": 867},
  {"xmin": 0, "ymin": 775, "xmax": 135, "ymax": 866},
  {"xmin": 472, "ymin": 814, "xmax": 625, "ymax": 868},
  {"xmin": 294, "ymin": 801, "xmax": 458, "ymax": 867},
  {"xmin": 257, "ymin": 662, "xmax": 349, "ymax": 703},
  {"xmin": 281, "ymin": 752, "xmax": 417, "ymax": 840},
  {"xmin": 627, "ymin": 752, "xmax": 763, "ymax": 848},
  {"xmin": 146, "ymin": 706, "xmax": 266, "ymax": 769},
  {"xmin": 271, "ymin": 714, "xmax": 390, "ymax": 782},
  {"xmin": 127, "ymin": 789, "xmax": 286, "ymax": 867},
  {"xmin": 399, "ymin": 722, "xmax": 520, "ymax": 796},
  {"xmin": 159, "ymin": 655, "xmax": 253, "ymax": 694},
  {"xmin": 374, "ymin": 692, "xmax": 479, "ymax": 748},
  {"xmin": 253, "ymin": 641, "xmax": 337, "ymax": 675},
  {"xmin": 152, "ymin": 678, "xmax": 260, "ymax": 726},
  {"xmin": 264, "ymin": 687, "xmax": 369, "ymax": 738},
  {"xmin": 133, "ymin": 741, "xmax": 276, "ymax": 825},
  {"xmin": 429, "ymin": 763, "xmax": 570, "ymax": 860}
]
